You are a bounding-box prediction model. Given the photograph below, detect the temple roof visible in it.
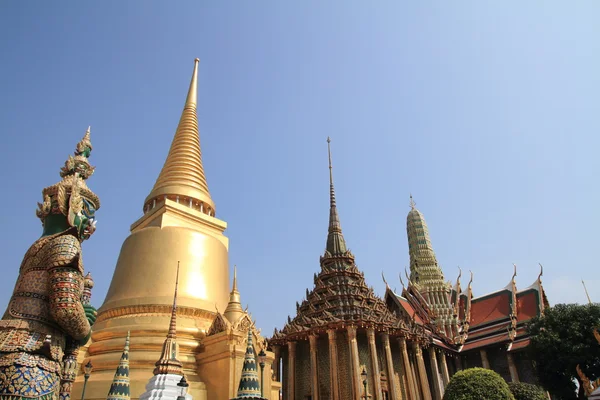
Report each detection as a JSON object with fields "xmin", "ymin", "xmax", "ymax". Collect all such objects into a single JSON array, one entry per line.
[{"xmin": 272, "ymin": 139, "xmax": 403, "ymax": 342}]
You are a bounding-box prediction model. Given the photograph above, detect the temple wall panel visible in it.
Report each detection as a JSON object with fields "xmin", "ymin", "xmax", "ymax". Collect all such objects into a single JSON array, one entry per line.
[
  {"xmin": 296, "ymin": 341, "xmax": 311, "ymax": 399},
  {"xmin": 487, "ymin": 347, "xmax": 511, "ymax": 382},
  {"xmin": 514, "ymin": 352, "xmax": 537, "ymax": 385},
  {"xmin": 358, "ymin": 335, "xmax": 374, "ymax": 396},
  {"xmin": 317, "ymin": 336, "xmax": 331, "ymax": 400},
  {"xmin": 391, "ymin": 341, "xmax": 407, "ymax": 400},
  {"xmin": 463, "ymin": 351, "xmax": 482, "ymax": 369},
  {"xmin": 336, "ymin": 331, "xmax": 353, "ymax": 400}
]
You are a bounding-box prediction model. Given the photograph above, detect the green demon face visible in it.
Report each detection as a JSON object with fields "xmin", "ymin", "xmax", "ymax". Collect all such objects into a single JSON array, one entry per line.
[{"xmin": 75, "ymin": 198, "xmax": 97, "ymax": 241}]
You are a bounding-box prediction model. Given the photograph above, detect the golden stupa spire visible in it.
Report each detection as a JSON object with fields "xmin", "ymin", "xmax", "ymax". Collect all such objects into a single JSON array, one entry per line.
[
  {"xmin": 224, "ymin": 266, "xmax": 244, "ymax": 323},
  {"xmin": 153, "ymin": 262, "xmax": 183, "ymax": 376},
  {"xmin": 325, "ymin": 137, "xmax": 347, "ymax": 256},
  {"xmin": 144, "ymin": 58, "xmax": 215, "ymax": 214}
]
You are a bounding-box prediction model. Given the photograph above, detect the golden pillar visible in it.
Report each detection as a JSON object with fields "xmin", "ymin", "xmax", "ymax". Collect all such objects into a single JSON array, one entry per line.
[
  {"xmin": 507, "ymin": 353, "xmax": 519, "ymax": 383},
  {"xmin": 413, "ymin": 344, "xmax": 432, "ymax": 400},
  {"xmin": 347, "ymin": 326, "xmax": 362, "ymax": 400},
  {"xmin": 309, "ymin": 334, "xmax": 320, "ymax": 400},
  {"xmin": 327, "ymin": 329, "xmax": 340, "ymax": 400},
  {"xmin": 480, "ymin": 349, "xmax": 490, "ymax": 369},
  {"xmin": 440, "ymin": 352, "xmax": 450, "ymax": 387},
  {"xmin": 398, "ymin": 338, "xmax": 417, "ymax": 400},
  {"xmin": 428, "ymin": 349, "xmax": 442, "ymax": 400},
  {"xmin": 288, "ymin": 341, "xmax": 297, "ymax": 400},
  {"xmin": 273, "ymin": 345, "xmax": 282, "ymax": 381},
  {"xmin": 367, "ymin": 328, "xmax": 383, "ymax": 400},
  {"xmin": 381, "ymin": 334, "xmax": 399, "ymax": 400}
]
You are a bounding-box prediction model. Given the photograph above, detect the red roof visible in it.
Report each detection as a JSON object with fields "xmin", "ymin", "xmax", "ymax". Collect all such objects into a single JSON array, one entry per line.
[
  {"xmin": 470, "ymin": 291, "xmax": 511, "ymax": 327},
  {"xmin": 398, "ymin": 296, "xmax": 424, "ymax": 325},
  {"xmin": 516, "ymin": 290, "xmax": 539, "ymax": 322},
  {"xmin": 467, "ymin": 322, "xmax": 511, "ymax": 341}
]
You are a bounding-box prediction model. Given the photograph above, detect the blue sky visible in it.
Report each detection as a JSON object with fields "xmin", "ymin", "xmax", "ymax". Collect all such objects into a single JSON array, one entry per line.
[{"xmin": 0, "ymin": 2, "xmax": 599, "ymax": 334}]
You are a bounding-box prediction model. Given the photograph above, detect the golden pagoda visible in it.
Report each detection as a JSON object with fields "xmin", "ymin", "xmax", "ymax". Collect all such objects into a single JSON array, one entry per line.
[{"xmin": 72, "ymin": 59, "xmax": 278, "ymax": 400}]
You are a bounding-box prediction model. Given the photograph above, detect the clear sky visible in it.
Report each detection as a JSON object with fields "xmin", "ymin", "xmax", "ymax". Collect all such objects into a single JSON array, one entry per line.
[{"xmin": 0, "ymin": 2, "xmax": 599, "ymax": 334}]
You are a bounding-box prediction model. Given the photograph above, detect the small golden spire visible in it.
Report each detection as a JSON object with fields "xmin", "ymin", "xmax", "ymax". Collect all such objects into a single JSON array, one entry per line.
[
  {"xmin": 153, "ymin": 262, "xmax": 183, "ymax": 376},
  {"xmin": 409, "ymin": 194, "xmax": 416, "ymax": 210},
  {"xmin": 224, "ymin": 265, "xmax": 244, "ymax": 323},
  {"xmin": 145, "ymin": 58, "xmax": 215, "ymax": 213}
]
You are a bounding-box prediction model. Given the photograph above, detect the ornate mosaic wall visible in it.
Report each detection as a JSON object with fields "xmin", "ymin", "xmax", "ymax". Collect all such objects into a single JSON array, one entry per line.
[
  {"xmin": 357, "ymin": 335, "xmax": 372, "ymax": 397},
  {"xmin": 295, "ymin": 341, "xmax": 311, "ymax": 399},
  {"xmin": 317, "ymin": 337, "xmax": 331, "ymax": 400},
  {"xmin": 336, "ymin": 331, "xmax": 352, "ymax": 400}
]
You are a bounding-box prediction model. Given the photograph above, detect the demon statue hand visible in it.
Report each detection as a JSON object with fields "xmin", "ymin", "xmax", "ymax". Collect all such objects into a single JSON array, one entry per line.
[{"xmin": 0, "ymin": 127, "xmax": 100, "ymax": 400}]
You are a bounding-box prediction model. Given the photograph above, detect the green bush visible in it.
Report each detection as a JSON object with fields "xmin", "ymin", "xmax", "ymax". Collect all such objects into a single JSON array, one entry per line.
[
  {"xmin": 508, "ymin": 382, "xmax": 546, "ymax": 400},
  {"xmin": 443, "ymin": 368, "xmax": 514, "ymax": 400}
]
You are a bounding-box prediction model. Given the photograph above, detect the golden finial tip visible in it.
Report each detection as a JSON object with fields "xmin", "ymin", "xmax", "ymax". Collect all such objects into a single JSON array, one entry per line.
[
  {"xmin": 195, "ymin": 58, "xmax": 200, "ymax": 63},
  {"xmin": 327, "ymin": 137, "xmax": 331, "ymax": 143}
]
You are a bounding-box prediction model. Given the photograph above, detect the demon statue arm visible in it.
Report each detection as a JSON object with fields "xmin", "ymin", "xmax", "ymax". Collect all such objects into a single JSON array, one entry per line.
[{"xmin": 46, "ymin": 236, "xmax": 91, "ymax": 342}]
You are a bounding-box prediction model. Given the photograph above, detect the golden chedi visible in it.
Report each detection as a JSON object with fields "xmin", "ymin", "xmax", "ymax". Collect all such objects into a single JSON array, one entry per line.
[{"xmin": 73, "ymin": 59, "xmax": 230, "ymax": 400}]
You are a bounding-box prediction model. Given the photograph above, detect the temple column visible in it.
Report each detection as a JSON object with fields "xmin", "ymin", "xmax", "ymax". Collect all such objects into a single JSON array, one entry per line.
[
  {"xmin": 398, "ymin": 338, "xmax": 417, "ymax": 400},
  {"xmin": 367, "ymin": 328, "xmax": 383, "ymax": 400},
  {"xmin": 413, "ymin": 343, "xmax": 432, "ymax": 400},
  {"xmin": 428, "ymin": 349, "xmax": 442, "ymax": 400},
  {"xmin": 288, "ymin": 341, "xmax": 297, "ymax": 400},
  {"xmin": 480, "ymin": 349, "xmax": 490, "ymax": 369},
  {"xmin": 273, "ymin": 345, "xmax": 282, "ymax": 381},
  {"xmin": 347, "ymin": 325, "xmax": 362, "ymax": 400},
  {"xmin": 507, "ymin": 353, "xmax": 520, "ymax": 383},
  {"xmin": 309, "ymin": 334, "xmax": 320, "ymax": 400},
  {"xmin": 327, "ymin": 329, "xmax": 340, "ymax": 400},
  {"xmin": 440, "ymin": 353, "xmax": 450, "ymax": 387},
  {"xmin": 381, "ymin": 334, "xmax": 399, "ymax": 400}
]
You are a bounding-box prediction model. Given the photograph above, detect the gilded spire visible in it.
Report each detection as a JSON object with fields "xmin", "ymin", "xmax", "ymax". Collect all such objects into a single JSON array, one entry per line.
[
  {"xmin": 106, "ymin": 331, "xmax": 130, "ymax": 400},
  {"xmin": 144, "ymin": 58, "xmax": 215, "ymax": 214},
  {"xmin": 153, "ymin": 262, "xmax": 183, "ymax": 376},
  {"xmin": 325, "ymin": 137, "xmax": 347, "ymax": 256},
  {"xmin": 224, "ymin": 265, "xmax": 244, "ymax": 323}
]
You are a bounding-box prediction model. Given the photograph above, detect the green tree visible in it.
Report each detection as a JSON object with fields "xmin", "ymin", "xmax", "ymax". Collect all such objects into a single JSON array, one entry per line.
[
  {"xmin": 527, "ymin": 303, "xmax": 600, "ymax": 399},
  {"xmin": 443, "ymin": 368, "xmax": 514, "ymax": 400},
  {"xmin": 508, "ymin": 382, "xmax": 547, "ymax": 400}
]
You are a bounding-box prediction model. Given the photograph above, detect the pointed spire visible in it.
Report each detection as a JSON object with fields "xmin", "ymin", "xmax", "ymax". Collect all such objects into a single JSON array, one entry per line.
[
  {"xmin": 153, "ymin": 263, "xmax": 183, "ymax": 376},
  {"xmin": 106, "ymin": 331, "xmax": 130, "ymax": 400},
  {"xmin": 145, "ymin": 58, "xmax": 215, "ymax": 214},
  {"xmin": 233, "ymin": 330, "xmax": 263, "ymax": 399},
  {"xmin": 224, "ymin": 265, "xmax": 244, "ymax": 323},
  {"xmin": 325, "ymin": 137, "xmax": 347, "ymax": 256},
  {"xmin": 409, "ymin": 194, "xmax": 416, "ymax": 209}
]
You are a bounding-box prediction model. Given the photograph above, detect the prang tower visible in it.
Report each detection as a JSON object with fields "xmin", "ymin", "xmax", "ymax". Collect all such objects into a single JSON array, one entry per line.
[{"xmin": 75, "ymin": 59, "xmax": 231, "ymax": 399}]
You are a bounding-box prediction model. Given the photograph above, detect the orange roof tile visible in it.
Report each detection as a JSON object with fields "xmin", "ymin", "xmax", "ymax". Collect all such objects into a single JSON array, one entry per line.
[
  {"xmin": 516, "ymin": 290, "xmax": 539, "ymax": 322},
  {"xmin": 470, "ymin": 291, "xmax": 511, "ymax": 328},
  {"xmin": 461, "ymin": 334, "xmax": 509, "ymax": 351}
]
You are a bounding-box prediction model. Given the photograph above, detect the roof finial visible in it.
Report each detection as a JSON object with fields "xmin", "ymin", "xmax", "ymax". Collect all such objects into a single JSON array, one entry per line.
[
  {"xmin": 106, "ymin": 331, "xmax": 131, "ymax": 400},
  {"xmin": 538, "ymin": 263, "xmax": 543, "ymax": 283},
  {"xmin": 409, "ymin": 194, "xmax": 416, "ymax": 209},
  {"xmin": 324, "ymin": 137, "xmax": 347, "ymax": 257},
  {"xmin": 399, "ymin": 273, "xmax": 405, "ymax": 291},
  {"xmin": 224, "ymin": 265, "xmax": 244, "ymax": 323},
  {"xmin": 583, "ymin": 280, "xmax": 593, "ymax": 305},
  {"xmin": 468, "ymin": 270, "xmax": 474, "ymax": 288},
  {"xmin": 512, "ymin": 263, "xmax": 517, "ymax": 282},
  {"xmin": 381, "ymin": 271, "xmax": 389, "ymax": 289}
]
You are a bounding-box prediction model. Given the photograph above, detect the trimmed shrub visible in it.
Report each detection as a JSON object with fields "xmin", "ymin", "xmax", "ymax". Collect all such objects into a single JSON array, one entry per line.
[
  {"xmin": 443, "ymin": 368, "xmax": 514, "ymax": 400},
  {"xmin": 508, "ymin": 382, "xmax": 547, "ymax": 400}
]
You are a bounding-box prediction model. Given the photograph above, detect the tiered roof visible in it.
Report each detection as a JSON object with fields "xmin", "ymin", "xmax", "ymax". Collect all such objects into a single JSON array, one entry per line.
[{"xmin": 272, "ymin": 139, "xmax": 424, "ymax": 344}]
